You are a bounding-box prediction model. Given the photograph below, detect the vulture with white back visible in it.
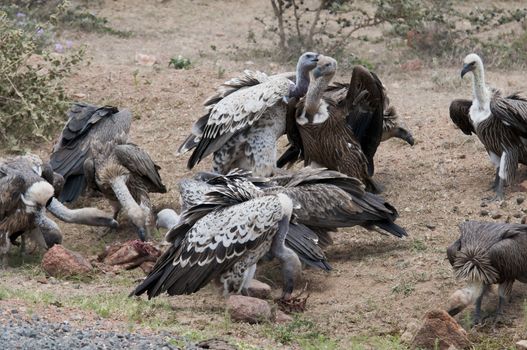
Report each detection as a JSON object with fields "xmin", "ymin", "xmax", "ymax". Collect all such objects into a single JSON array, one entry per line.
[
  {"xmin": 450, "ymin": 53, "xmax": 527, "ymax": 200},
  {"xmin": 178, "ymin": 52, "xmax": 319, "ymax": 177}
]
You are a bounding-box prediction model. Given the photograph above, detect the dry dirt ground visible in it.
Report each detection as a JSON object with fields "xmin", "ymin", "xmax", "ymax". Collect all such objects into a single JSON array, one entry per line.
[{"xmin": 2, "ymin": 0, "xmax": 527, "ymax": 349}]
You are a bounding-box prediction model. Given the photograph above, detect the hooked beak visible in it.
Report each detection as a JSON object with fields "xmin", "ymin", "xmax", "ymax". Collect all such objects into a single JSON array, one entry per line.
[
  {"xmin": 136, "ymin": 227, "xmax": 147, "ymax": 241},
  {"xmin": 460, "ymin": 63, "xmax": 473, "ymax": 78},
  {"xmin": 311, "ymin": 54, "xmax": 319, "ymax": 63}
]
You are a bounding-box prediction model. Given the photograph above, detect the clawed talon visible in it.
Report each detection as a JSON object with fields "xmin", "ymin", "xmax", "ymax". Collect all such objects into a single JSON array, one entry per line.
[{"xmin": 275, "ymin": 284, "xmax": 309, "ymax": 313}]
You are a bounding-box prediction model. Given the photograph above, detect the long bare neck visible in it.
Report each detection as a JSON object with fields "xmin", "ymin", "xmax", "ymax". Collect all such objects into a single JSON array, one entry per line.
[
  {"xmin": 472, "ymin": 61, "xmax": 490, "ymax": 109},
  {"xmin": 304, "ymin": 74, "xmax": 333, "ymax": 116},
  {"xmin": 290, "ymin": 66, "xmax": 310, "ymax": 98},
  {"xmin": 110, "ymin": 176, "xmax": 141, "ymax": 216}
]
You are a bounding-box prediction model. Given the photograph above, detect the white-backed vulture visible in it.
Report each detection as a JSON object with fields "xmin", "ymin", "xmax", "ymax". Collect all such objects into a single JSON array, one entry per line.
[
  {"xmin": 178, "ymin": 52, "xmax": 319, "ymax": 177},
  {"xmin": 277, "ymin": 56, "xmax": 379, "ymax": 192},
  {"xmin": 84, "ymin": 136, "xmax": 167, "ymax": 241},
  {"xmin": 447, "ymin": 221, "xmax": 527, "ymax": 323},
  {"xmin": 50, "ymin": 103, "xmax": 132, "ymax": 202},
  {"xmin": 450, "ymin": 53, "xmax": 527, "ymax": 200},
  {"xmin": 131, "ymin": 174, "xmax": 302, "ymax": 302}
]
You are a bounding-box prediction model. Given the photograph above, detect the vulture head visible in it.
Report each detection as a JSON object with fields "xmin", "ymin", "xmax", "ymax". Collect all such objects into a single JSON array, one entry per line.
[
  {"xmin": 461, "ymin": 53, "xmax": 483, "ymax": 78},
  {"xmin": 156, "ymin": 208, "xmax": 180, "ymax": 230},
  {"xmin": 298, "ymin": 52, "xmax": 319, "ymax": 72},
  {"xmin": 313, "ymin": 55, "xmax": 337, "ymax": 80},
  {"xmin": 129, "ymin": 205, "xmax": 148, "ymax": 242},
  {"xmin": 21, "ymin": 181, "xmax": 54, "ymax": 213}
]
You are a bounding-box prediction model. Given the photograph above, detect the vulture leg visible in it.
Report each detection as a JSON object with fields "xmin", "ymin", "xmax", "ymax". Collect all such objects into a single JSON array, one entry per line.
[
  {"xmin": 494, "ymin": 281, "xmax": 513, "ymax": 323},
  {"xmin": 271, "ymin": 215, "xmax": 301, "ymax": 300},
  {"xmin": 490, "ymin": 168, "xmax": 500, "ymax": 190},
  {"xmin": 240, "ymin": 264, "xmax": 257, "ymax": 296},
  {"xmin": 473, "ymin": 284, "xmax": 489, "ymax": 325}
]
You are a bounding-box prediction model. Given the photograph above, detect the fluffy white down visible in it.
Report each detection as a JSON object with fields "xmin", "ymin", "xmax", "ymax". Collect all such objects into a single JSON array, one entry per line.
[
  {"xmin": 157, "ymin": 209, "xmax": 180, "ymax": 229},
  {"xmin": 24, "ymin": 181, "xmax": 54, "ymax": 206}
]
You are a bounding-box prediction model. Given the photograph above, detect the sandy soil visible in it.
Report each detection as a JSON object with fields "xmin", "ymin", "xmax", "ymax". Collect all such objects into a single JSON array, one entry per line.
[{"xmin": 2, "ymin": 0, "xmax": 527, "ymax": 349}]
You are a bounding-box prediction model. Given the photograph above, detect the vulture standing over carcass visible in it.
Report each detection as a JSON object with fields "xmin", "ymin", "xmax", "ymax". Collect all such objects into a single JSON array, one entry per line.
[
  {"xmin": 50, "ymin": 103, "xmax": 167, "ymax": 241},
  {"xmin": 178, "ymin": 52, "xmax": 319, "ymax": 177},
  {"xmin": 0, "ymin": 155, "xmax": 118, "ymax": 265},
  {"xmin": 278, "ymin": 56, "xmax": 381, "ymax": 192},
  {"xmin": 447, "ymin": 221, "xmax": 527, "ymax": 323},
  {"xmin": 450, "ymin": 53, "xmax": 527, "ymax": 200},
  {"xmin": 131, "ymin": 173, "xmax": 303, "ymax": 302}
]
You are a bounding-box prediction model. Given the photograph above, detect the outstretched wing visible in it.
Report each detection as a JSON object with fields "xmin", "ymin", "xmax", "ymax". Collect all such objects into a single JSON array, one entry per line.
[
  {"xmin": 131, "ymin": 195, "xmax": 283, "ymax": 298},
  {"xmin": 50, "ymin": 103, "xmax": 132, "ymax": 202},
  {"xmin": 186, "ymin": 75, "xmax": 291, "ymax": 169},
  {"xmin": 114, "ymin": 144, "xmax": 166, "ymax": 193},
  {"xmin": 345, "ymin": 66, "xmax": 385, "ymax": 176},
  {"xmin": 178, "ymin": 71, "xmax": 269, "ymax": 155},
  {"xmin": 449, "ymin": 99, "xmax": 474, "ymax": 135}
]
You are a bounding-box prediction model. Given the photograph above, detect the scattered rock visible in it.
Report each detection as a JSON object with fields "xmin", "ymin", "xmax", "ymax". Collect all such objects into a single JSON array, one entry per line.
[
  {"xmin": 274, "ymin": 310, "xmax": 293, "ymax": 324},
  {"xmin": 72, "ymin": 92, "xmax": 86, "ymax": 99},
  {"xmin": 491, "ymin": 213, "xmax": 502, "ymax": 220},
  {"xmin": 514, "ymin": 213, "xmax": 522, "ymax": 218},
  {"xmin": 194, "ymin": 338, "xmax": 237, "ymax": 350},
  {"xmin": 247, "ymin": 279, "xmax": 271, "ymax": 299},
  {"xmin": 480, "ymin": 202, "xmax": 487, "ymax": 208},
  {"xmin": 425, "ymin": 223, "xmax": 436, "ymax": 230},
  {"xmin": 517, "ymin": 197, "xmax": 525, "ymax": 205},
  {"xmin": 479, "ymin": 210, "xmax": 489, "ymax": 217},
  {"xmin": 411, "ymin": 310, "xmax": 470, "ymax": 349},
  {"xmin": 135, "ymin": 53, "xmax": 157, "ymax": 66},
  {"xmin": 516, "ymin": 340, "xmax": 527, "ymax": 349},
  {"xmin": 41, "ymin": 245, "xmax": 93, "ymax": 277},
  {"xmin": 226, "ymin": 295, "xmax": 272, "ymax": 324}
]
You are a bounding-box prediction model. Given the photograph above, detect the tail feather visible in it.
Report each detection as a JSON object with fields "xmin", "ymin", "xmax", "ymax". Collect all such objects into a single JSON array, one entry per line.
[
  {"xmin": 286, "ymin": 224, "xmax": 331, "ymax": 271},
  {"xmin": 453, "ymin": 247, "xmax": 499, "ymax": 284},
  {"xmin": 374, "ymin": 221, "xmax": 407, "ymax": 238}
]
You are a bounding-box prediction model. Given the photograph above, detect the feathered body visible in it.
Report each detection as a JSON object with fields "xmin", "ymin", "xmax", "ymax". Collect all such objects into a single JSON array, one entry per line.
[
  {"xmin": 178, "ymin": 53, "xmax": 319, "ymax": 177},
  {"xmin": 280, "ymin": 57, "xmax": 378, "ymax": 191},
  {"xmin": 447, "ymin": 221, "xmax": 527, "ymax": 322},
  {"xmin": 50, "ymin": 103, "xmax": 132, "ymax": 202},
  {"xmin": 451, "ymin": 53, "xmax": 527, "ymax": 199},
  {"xmin": 131, "ymin": 174, "xmax": 299, "ymax": 300},
  {"xmin": 86, "ymin": 136, "xmax": 167, "ymax": 240}
]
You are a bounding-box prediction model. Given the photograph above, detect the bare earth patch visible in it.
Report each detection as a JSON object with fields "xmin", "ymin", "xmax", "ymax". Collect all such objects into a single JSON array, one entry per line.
[{"xmin": 2, "ymin": 1, "xmax": 527, "ymax": 349}]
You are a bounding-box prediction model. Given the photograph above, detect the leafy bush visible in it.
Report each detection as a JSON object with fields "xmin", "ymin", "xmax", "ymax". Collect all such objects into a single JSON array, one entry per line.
[
  {"xmin": 0, "ymin": 9, "xmax": 84, "ymax": 149},
  {"xmin": 169, "ymin": 55, "xmax": 192, "ymax": 70}
]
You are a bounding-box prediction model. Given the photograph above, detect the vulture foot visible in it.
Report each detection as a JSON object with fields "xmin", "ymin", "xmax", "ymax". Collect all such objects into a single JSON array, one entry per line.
[{"xmin": 275, "ymin": 284, "xmax": 309, "ymax": 313}]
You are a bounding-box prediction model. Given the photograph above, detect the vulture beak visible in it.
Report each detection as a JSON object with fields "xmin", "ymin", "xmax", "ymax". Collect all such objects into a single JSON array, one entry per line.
[
  {"xmin": 460, "ymin": 63, "xmax": 474, "ymax": 78},
  {"xmin": 136, "ymin": 227, "xmax": 147, "ymax": 242},
  {"xmin": 312, "ymin": 54, "xmax": 319, "ymax": 63}
]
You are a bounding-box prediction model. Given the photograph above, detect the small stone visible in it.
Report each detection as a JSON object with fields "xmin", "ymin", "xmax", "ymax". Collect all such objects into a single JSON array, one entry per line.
[
  {"xmin": 411, "ymin": 310, "xmax": 470, "ymax": 350},
  {"xmin": 480, "ymin": 210, "xmax": 489, "ymax": 217},
  {"xmin": 226, "ymin": 295, "xmax": 272, "ymax": 324},
  {"xmin": 480, "ymin": 202, "xmax": 487, "ymax": 208},
  {"xmin": 517, "ymin": 197, "xmax": 525, "ymax": 205},
  {"xmin": 458, "ymin": 154, "xmax": 466, "ymax": 159},
  {"xmin": 135, "ymin": 53, "xmax": 157, "ymax": 66},
  {"xmin": 72, "ymin": 92, "xmax": 86, "ymax": 99},
  {"xmin": 514, "ymin": 213, "xmax": 522, "ymax": 218},
  {"xmin": 36, "ymin": 277, "xmax": 48, "ymax": 284},
  {"xmin": 274, "ymin": 310, "xmax": 293, "ymax": 324},
  {"xmin": 425, "ymin": 223, "xmax": 436, "ymax": 230},
  {"xmin": 491, "ymin": 213, "xmax": 502, "ymax": 220},
  {"xmin": 41, "ymin": 245, "xmax": 93, "ymax": 277},
  {"xmin": 247, "ymin": 279, "xmax": 272, "ymax": 299},
  {"xmin": 516, "ymin": 340, "xmax": 527, "ymax": 349}
]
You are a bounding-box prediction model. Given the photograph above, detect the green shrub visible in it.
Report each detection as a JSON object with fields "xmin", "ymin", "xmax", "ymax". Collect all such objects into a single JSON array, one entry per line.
[{"xmin": 0, "ymin": 9, "xmax": 84, "ymax": 149}]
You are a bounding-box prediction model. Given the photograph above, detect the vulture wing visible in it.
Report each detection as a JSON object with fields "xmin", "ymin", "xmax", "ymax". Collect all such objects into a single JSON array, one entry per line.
[
  {"xmin": 0, "ymin": 174, "xmax": 26, "ymax": 220},
  {"xmin": 277, "ymin": 97, "xmax": 304, "ymax": 168},
  {"xmin": 178, "ymin": 70, "xmax": 269, "ymax": 155},
  {"xmin": 50, "ymin": 103, "xmax": 132, "ymax": 202},
  {"xmin": 186, "ymin": 75, "xmax": 291, "ymax": 169},
  {"xmin": 131, "ymin": 195, "xmax": 285, "ymax": 299},
  {"xmin": 114, "ymin": 144, "xmax": 166, "ymax": 193},
  {"xmin": 449, "ymin": 99, "xmax": 474, "ymax": 135},
  {"xmin": 344, "ymin": 66, "xmax": 385, "ymax": 176},
  {"xmin": 491, "ymin": 92, "xmax": 527, "ymax": 138}
]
